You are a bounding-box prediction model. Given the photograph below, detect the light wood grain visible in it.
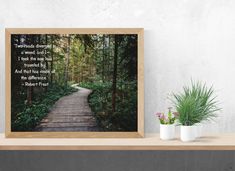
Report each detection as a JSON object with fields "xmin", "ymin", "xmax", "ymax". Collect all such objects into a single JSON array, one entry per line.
[
  {"xmin": 5, "ymin": 29, "xmax": 11, "ymax": 137},
  {"xmin": 0, "ymin": 133, "xmax": 235, "ymax": 150},
  {"xmin": 5, "ymin": 28, "xmax": 144, "ymax": 138},
  {"xmin": 5, "ymin": 28, "xmax": 144, "ymax": 34}
]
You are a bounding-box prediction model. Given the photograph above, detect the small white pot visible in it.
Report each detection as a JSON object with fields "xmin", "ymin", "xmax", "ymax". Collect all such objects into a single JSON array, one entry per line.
[
  {"xmin": 180, "ymin": 125, "xmax": 196, "ymax": 142},
  {"xmin": 160, "ymin": 124, "xmax": 175, "ymax": 140},
  {"xmin": 195, "ymin": 124, "xmax": 203, "ymax": 138}
]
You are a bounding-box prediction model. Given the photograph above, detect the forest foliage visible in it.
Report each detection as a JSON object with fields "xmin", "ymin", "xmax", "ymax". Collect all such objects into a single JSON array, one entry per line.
[{"xmin": 11, "ymin": 33, "xmax": 138, "ymax": 131}]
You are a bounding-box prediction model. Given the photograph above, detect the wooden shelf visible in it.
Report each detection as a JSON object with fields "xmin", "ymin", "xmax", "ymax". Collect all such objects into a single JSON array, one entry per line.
[{"xmin": 0, "ymin": 133, "xmax": 235, "ymax": 150}]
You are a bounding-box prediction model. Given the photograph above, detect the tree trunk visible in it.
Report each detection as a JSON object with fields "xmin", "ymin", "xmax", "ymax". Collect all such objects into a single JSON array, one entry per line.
[
  {"xmin": 27, "ymin": 35, "xmax": 37, "ymax": 105},
  {"xmin": 108, "ymin": 35, "xmax": 111, "ymax": 79},
  {"xmin": 64, "ymin": 35, "xmax": 71, "ymax": 86},
  {"xmin": 45, "ymin": 34, "xmax": 48, "ymax": 91},
  {"xmin": 102, "ymin": 35, "xmax": 105, "ymax": 82},
  {"xmin": 112, "ymin": 35, "xmax": 118, "ymax": 112},
  {"xmin": 50, "ymin": 35, "xmax": 54, "ymax": 83}
]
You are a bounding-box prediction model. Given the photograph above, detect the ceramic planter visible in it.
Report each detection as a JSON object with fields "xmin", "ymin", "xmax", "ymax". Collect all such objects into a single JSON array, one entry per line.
[
  {"xmin": 160, "ymin": 124, "xmax": 175, "ymax": 140},
  {"xmin": 195, "ymin": 124, "xmax": 203, "ymax": 138},
  {"xmin": 180, "ymin": 125, "xmax": 196, "ymax": 142}
]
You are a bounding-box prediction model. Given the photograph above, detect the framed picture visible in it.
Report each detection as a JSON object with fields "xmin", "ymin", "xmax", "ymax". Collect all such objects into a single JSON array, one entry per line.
[{"xmin": 5, "ymin": 28, "xmax": 144, "ymax": 138}]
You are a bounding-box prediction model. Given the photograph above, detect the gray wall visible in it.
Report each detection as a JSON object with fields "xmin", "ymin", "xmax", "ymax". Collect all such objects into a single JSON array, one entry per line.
[
  {"xmin": 1, "ymin": 0, "xmax": 235, "ymax": 134},
  {"xmin": 0, "ymin": 151, "xmax": 234, "ymax": 171}
]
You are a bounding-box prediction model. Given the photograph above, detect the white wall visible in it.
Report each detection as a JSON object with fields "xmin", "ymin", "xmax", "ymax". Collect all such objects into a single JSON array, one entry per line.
[{"xmin": 1, "ymin": 0, "xmax": 235, "ymax": 133}]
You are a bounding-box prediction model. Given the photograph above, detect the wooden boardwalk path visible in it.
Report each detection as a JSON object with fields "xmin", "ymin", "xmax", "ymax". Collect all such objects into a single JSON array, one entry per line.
[{"xmin": 36, "ymin": 87, "xmax": 99, "ymax": 132}]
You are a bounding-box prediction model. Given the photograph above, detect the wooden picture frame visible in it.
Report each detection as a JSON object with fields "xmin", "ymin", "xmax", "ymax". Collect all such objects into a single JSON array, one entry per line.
[{"xmin": 5, "ymin": 28, "xmax": 144, "ymax": 138}]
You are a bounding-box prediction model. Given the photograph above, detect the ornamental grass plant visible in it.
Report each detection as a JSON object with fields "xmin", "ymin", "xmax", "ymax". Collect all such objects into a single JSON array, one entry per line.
[{"xmin": 171, "ymin": 81, "xmax": 221, "ymax": 126}]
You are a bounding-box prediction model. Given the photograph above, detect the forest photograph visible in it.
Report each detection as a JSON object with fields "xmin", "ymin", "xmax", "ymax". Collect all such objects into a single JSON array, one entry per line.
[{"xmin": 10, "ymin": 33, "xmax": 138, "ymax": 132}]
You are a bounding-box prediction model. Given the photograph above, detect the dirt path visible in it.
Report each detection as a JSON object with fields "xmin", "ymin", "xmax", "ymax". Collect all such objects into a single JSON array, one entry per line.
[{"xmin": 36, "ymin": 87, "xmax": 99, "ymax": 132}]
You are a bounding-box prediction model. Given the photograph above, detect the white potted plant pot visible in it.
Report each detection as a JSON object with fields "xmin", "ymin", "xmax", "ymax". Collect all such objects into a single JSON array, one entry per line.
[
  {"xmin": 195, "ymin": 123, "xmax": 203, "ymax": 138},
  {"xmin": 160, "ymin": 124, "xmax": 175, "ymax": 140},
  {"xmin": 180, "ymin": 125, "xmax": 196, "ymax": 142}
]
